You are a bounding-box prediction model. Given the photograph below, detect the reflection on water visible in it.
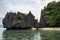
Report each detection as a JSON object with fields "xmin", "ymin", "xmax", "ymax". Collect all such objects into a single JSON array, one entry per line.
[
  {"xmin": 2, "ymin": 29, "xmax": 41, "ymax": 40},
  {"xmin": 33, "ymin": 31, "xmax": 41, "ymax": 40},
  {"xmin": 0, "ymin": 28, "xmax": 6, "ymax": 40}
]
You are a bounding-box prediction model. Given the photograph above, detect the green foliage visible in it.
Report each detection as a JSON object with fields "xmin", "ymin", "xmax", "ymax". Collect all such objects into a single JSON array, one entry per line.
[
  {"xmin": 19, "ymin": 14, "xmax": 27, "ymax": 20},
  {"xmin": 42, "ymin": 1, "xmax": 60, "ymax": 27},
  {"xmin": 17, "ymin": 13, "xmax": 27, "ymax": 23}
]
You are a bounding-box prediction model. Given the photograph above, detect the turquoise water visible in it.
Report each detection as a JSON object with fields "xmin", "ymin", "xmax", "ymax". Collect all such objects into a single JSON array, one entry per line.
[
  {"xmin": 0, "ymin": 28, "xmax": 41, "ymax": 40},
  {"xmin": 0, "ymin": 28, "xmax": 60, "ymax": 40}
]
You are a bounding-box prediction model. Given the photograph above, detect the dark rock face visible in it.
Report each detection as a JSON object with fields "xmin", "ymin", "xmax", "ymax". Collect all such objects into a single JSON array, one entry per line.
[
  {"xmin": 39, "ymin": 12, "xmax": 46, "ymax": 27},
  {"xmin": 3, "ymin": 12, "xmax": 17, "ymax": 28},
  {"xmin": 34, "ymin": 20, "xmax": 39, "ymax": 28},
  {"xmin": 3, "ymin": 11, "xmax": 37, "ymax": 29},
  {"xmin": 39, "ymin": 15, "xmax": 46, "ymax": 27},
  {"xmin": 20, "ymin": 11, "xmax": 35, "ymax": 28}
]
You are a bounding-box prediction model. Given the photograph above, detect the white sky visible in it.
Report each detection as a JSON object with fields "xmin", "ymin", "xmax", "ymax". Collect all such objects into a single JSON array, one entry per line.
[{"xmin": 0, "ymin": 0, "xmax": 59, "ymax": 25}]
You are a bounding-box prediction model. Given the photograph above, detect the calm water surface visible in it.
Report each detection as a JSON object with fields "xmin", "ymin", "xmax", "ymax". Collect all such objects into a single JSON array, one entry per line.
[
  {"xmin": 0, "ymin": 28, "xmax": 60, "ymax": 40},
  {"xmin": 0, "ymin": 28, "xmax": 41, "ymax": 40}
]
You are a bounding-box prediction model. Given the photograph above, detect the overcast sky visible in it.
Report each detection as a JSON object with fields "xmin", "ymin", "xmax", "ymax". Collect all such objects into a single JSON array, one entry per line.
[{"xmin": 0, "ymin": 0, "xmax": 59, "ymax": 25}]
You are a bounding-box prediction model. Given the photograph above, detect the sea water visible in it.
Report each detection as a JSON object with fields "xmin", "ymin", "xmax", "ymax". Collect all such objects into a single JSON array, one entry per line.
[
  {"xmin": 0, "ymin": 28, "xmax": 41, "ymax": 40},
  {"xmin": 0, "ymin": 27, "xmax": 60, "ymax": 40}
]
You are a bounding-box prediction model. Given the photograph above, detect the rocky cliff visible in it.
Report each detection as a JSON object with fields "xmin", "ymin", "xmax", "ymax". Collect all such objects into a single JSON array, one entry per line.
[
  {"xmin": 39, "ymin": 1, "xmax": 60, "ymax": 27},
  {"xmin": 39, "ymin": 10, "xmax": 47, "ymax": 27},
  {"xmin": 3, "ymin": 11, "xmax": 38, "ymax": 29}
]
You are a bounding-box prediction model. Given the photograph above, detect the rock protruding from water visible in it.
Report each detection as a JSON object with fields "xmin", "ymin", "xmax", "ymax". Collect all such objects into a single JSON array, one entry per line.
[
  {"xmin": 39, "ymin": 11, "xmax": 46, "ymax": 27},
  {"xmin": 3, "ymin": 11, "xmax": 37, "ymax": 29},
  {"xmin": 3, "ymin": 12, "xmax": 17, "ymax": 28}
]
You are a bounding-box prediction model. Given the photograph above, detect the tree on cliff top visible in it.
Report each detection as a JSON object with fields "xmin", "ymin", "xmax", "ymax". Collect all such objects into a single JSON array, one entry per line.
[{"xmin": 42, "ymin": 1, "xmax": 60, "ymax": 27}]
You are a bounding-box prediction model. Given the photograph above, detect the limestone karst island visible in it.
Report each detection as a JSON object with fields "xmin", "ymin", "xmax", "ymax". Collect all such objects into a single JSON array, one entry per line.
[
  {"xmin": 2, "ymin": 11, "xmax": 46, "ymax": 29},
  {"xmin": 2, "ymin": 1, "xmax": 60, "ymax": 29}
]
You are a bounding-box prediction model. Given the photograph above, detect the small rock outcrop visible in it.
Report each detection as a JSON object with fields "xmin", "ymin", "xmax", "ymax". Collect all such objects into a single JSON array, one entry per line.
[
  {"xmin": 3, "ymin": 11, "xmax": 37, "ymax": 29},
  {"xmin": 39, "ymin": 11, "xmax": 46, "ymax": 27}
]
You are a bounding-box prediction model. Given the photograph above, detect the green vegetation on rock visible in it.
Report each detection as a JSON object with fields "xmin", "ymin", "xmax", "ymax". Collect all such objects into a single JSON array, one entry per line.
[
  {"xmin": 42, "ymin": 1, "xmax": 60, "ymax": 27},
  {"xmin": 17, "ymin": 13, "xmax": 27, "ymax": 23}
]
